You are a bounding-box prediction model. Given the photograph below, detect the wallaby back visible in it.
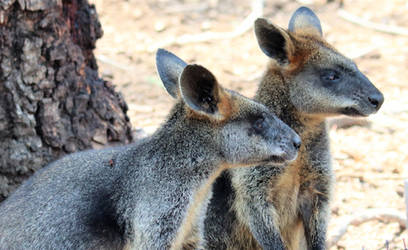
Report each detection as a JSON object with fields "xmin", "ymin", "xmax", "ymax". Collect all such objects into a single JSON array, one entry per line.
[
  {"xmin": 0, "ymin": 50, "xmax": 300, "ymax": 250},
  {"xmin": 204, "ymin": 6, "xmax": 383, "ymax": 250}
]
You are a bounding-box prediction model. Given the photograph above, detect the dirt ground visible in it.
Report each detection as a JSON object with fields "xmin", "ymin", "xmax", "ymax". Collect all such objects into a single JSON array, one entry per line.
[{"xmin": 88, "ymin": 0, "xmax": 408, "ymax": 248}]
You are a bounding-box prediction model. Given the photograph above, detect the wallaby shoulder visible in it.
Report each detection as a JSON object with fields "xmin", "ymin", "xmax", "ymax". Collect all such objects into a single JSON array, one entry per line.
[{"xmin": 0, "ymin": 146, "xmax": 128, "ymax": 249}]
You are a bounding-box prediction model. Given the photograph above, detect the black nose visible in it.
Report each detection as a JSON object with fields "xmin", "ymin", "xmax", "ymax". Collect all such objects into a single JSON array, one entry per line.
[
  {"xmin": 368, "ymin": 93, "xmax": 384, "ymax": 110},
  {"xmin": 293, "ymin": 136, "xmax": 301, "ymax": 150}
]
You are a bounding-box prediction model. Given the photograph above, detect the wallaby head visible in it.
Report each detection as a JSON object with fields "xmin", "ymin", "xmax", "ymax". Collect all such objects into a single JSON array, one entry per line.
[
  {"xmin": 254, "ymin": 6, "xmax": 384, "ymax": 117},
  {"xmin": 156, "ymin": 49, "xmax": 301, "ymax": 166}
]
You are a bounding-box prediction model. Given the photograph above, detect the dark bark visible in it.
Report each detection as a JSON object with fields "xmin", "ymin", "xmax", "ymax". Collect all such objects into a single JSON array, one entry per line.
[{"xmin": 0, "ymin": 0, "xmax": 133, "ymax": 201}]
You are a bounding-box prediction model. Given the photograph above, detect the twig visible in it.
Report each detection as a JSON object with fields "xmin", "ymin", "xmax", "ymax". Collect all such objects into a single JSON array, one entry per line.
[
  {"xmin": 338, "ymin": 9, "xmax": 408, "ymax": 36},
  {"xmin": 328, "ymin": 208, "xmax": 406, "ymax": 247},
  {"xmin": 163, "ymin": 3, "xmax": 209, "ymax": 14},
  {"xmin": 348, "ymin": 46, "xmax": 378, "ymax": 60},
  {"xmin": 146, "ymin": 0, "xmax": 264, "ymax": 52},
  {"xmin": 95, "ymin": 55, "xmax": 131, "ymax": 71},
  {"xmin": 336, "ymin": 174, "xmax": 407, "ymax": 181}
]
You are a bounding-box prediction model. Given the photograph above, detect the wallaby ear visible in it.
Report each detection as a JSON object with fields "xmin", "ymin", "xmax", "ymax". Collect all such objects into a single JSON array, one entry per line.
[
  {"xmin": 156, "ymin": 49, "xmax": 187, "ymax": 98},
  {"xmin": 179, "ymin": 64, "xmax": 223, "ymax": 116},
  {"xmin": 288, "ymin": 7, "xmax": 322, "ymax": 37},
  {"xmin": 254, "ymin": 18, "xmax": 293, "ymax": 65}
]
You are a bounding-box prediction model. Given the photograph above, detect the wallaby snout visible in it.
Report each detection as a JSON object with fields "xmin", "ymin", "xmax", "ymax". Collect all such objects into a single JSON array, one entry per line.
[
  {"xmin": 262, "ymin": 115, "xmax": 301, "ymax": 164},
  {"xmin": 293, "ymin": 134, "xmax": 301, "ymax": 150},
  {"xmin": 368, "ymin": 92, "xmax": 384, "ymax": 110},
  {"xmin": 276, "ymin": 120, "xmax": 301, "ymax": 162},
  {"xmin": 359, "ymin": 72, "xmax": 384, "ymax": 112},
  {"xmin": 341, "ymin": 71, "xmax": 384, "ymax": 116}
]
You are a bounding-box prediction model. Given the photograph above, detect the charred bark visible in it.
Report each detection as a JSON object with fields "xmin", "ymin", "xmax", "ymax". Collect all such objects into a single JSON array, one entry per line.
[{"xmin": 0, "ymin": 0, "xmax": 133, "ymax": 201}]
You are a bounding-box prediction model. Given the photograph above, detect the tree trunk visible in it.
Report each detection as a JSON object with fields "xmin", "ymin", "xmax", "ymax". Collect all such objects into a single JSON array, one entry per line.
[{"xmin": 0, "ymin": 0, "xmax": 133, "ymax": 202}]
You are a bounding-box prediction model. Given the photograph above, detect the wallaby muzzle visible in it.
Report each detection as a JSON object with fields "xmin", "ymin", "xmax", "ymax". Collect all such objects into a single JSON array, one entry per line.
[
  {"xmin": 342, "ymin": 71, "xmax": 384, "ymax": 116},
  {"xmin": 265, "ymin": 117, "xmax": 301, "ymax": 164}
]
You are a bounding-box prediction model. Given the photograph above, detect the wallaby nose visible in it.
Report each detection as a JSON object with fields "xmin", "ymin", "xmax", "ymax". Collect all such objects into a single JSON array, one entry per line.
[
  {"xmin": 368, "ymin": 92, "xmax": 384, "ymax": 110},
  {"xmin": 293, "ymin": 136, "xmax": 301, "ymax": 150}
]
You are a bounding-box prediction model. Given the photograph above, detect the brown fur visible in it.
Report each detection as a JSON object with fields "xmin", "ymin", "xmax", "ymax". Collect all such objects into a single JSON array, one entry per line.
[
  {"xmin": 227, "ymin": 222, "xmax": 260, "ymax": 250},
  {"xmin": 171, "ymin": 165, "xmax": 228, "ymax": 250},
  {"xmin": 185, "ymin": 88, "xmax": 237, "ymax": 123}
]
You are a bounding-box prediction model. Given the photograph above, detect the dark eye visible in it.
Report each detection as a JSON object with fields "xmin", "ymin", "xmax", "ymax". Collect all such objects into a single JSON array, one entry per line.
[
  {"xmin": 252, "ymin": 116, "xmax": 266, "ymax": 133},
  {"xmin": 320, "ymin": 70, "xmax": 341, "ymax": 84}
]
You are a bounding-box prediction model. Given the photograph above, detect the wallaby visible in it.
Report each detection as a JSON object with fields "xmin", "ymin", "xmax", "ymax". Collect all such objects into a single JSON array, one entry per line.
[
  {"xmin": 0, "ymin": 49, "xmax": 301, "ymax": 250},
  {"xmin": 204, "ymin": 7, "xmax": 384, "ymax": 250}
]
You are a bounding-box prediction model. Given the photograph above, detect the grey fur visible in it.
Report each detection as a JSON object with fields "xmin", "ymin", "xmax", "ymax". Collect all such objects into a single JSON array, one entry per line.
[
  {"xmin": 0, "ymin": 51, "xmax": 300, "ymax": 250},
  {"xmin": 204, "ymin": 7, "xmax": 384, "ymax": 250}
]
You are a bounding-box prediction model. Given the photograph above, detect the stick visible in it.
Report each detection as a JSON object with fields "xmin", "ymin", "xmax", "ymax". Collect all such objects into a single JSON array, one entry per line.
[
  {"xmin": 328, "ymin": 208, "xmax": 406, "ymax": 247},
  {"xmin": 338, "ymin": 9, "xmax": 408, "ymax": 36},
  {"xmin": 163, "ymin": 3, "xmax": 209, "ymax": 14},
  {"xmin": 95, "ymin": 55, "xmax": 131, "ymax": 71},
  {"xmin": 337, "ymin": 174, "xmax": 407, "ymax": 181},
  {"xmin": 146, "ymin": 0, "xmax": 264, "ymax": 52},
  {"xmin": 348, "ymin": 46, "xmax": 378, "ymax": 60}
]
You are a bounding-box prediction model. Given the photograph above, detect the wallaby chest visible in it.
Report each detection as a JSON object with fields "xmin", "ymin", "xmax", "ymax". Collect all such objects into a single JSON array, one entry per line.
[{"xmin": 267, "ymin": 124, "xmax": 331, "ymax": 249}]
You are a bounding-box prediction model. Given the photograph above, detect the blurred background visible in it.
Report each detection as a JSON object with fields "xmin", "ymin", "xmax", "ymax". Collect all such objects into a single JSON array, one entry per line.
[{"xmin": 89, "ymin": 0, "xmax": 408, "ymax": 248}]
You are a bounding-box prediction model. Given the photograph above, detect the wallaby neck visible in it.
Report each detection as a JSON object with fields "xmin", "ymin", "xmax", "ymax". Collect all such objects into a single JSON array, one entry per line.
[
  {"xmin": 255, "ymin": 67, "xmax": 327, "ymax": 140},
  {"xmin": 115, "ymin": 102, "xmax": 227, "ymax": 247},
  {"xmin": 136, "ymin": 101, "xmax": 225, "ymax": 177}
]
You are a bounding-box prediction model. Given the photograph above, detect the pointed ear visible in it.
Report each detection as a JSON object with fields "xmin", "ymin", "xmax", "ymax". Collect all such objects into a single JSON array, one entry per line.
[
  {"xmin": 254, "ymin": 18, "xmax": 294, "ymax": 65},
  {"xmin": 288, "ymin": 7, "xmax": 322, "ymax": 37},
  {"xmin": 179, "ymin": 64, "xmax": 226, "ymax": 118},
  {"xmin": 156, "ymin": 49, "xmax": 187, "ymax": 98}
]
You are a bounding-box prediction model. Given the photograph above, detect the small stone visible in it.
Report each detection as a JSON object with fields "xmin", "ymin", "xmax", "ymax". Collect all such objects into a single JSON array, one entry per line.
[
  {"xmin": 63, "ymin": 141, "xmax": 77, "ymax": 153},
  {"xmin": 154, "ymin": 21, "xmax": 166, "ymax": 32},
  {"xmin": 92, "ymin": 128, "xmax": 108, "ymax": 145},
  {"xmin": 396, "ymin": 187, "xmax": 404, "ymax": 198},
  {"xmin": 331, "ymin": 206, "xmax": 339, "ymax": 215},
  {"xmin": 102, "ymin": 70, "xmax": 114, "ymax": 80},
  {"xmin": 25, "ymin": 136, "xmax": 43, "ymax": 152},
  {"xmin": 132, "ymin": 8, "xmax": 143, "ymax": 19},
  {"xmin": 392, "ymin": 168, "xmax": 400, "ymax": 174},
  {"xmin": 201, "ymin": 21, "xmax": 211, "ymax": 31}
]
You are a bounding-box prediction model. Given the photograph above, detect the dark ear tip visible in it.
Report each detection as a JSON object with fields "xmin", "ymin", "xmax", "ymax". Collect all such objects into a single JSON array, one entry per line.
[
  {"xmin": 156, "ymin": 48, "xmax": 165, "ymax": 59},
  {"xmin": 294, "ymin": 6, "xmax": 316, "ymax": 15},
  {"xmin": 156, "ymin": 48, "xmax": 166, "ymax": 55},
  {"xmin": 156, "ymin": 48, "xmax": 171, "ymax": 63},
  {"xmin": 254, "ymin": 18, "xmax": 269, "ymax": 29},
  {"xmin": 292, "ymin": 7, "xmax": 320, "ymax": 22},
  {"xmin": 255, "ymin": 18, "xmax": 266, "ymax": 25},
  {"xmin": 289, "ymin": 6, "xmax": 322, "ymax": 35}
]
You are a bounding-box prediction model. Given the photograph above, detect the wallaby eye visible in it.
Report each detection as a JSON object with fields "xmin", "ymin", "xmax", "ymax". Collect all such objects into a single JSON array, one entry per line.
[
  {"xmin": 320, "ymin": 70, "xmax": 341, "ymax": 84},
  {"xmin": 252, "ymin": 116, "xmax": 266, "ymax": 133}
]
